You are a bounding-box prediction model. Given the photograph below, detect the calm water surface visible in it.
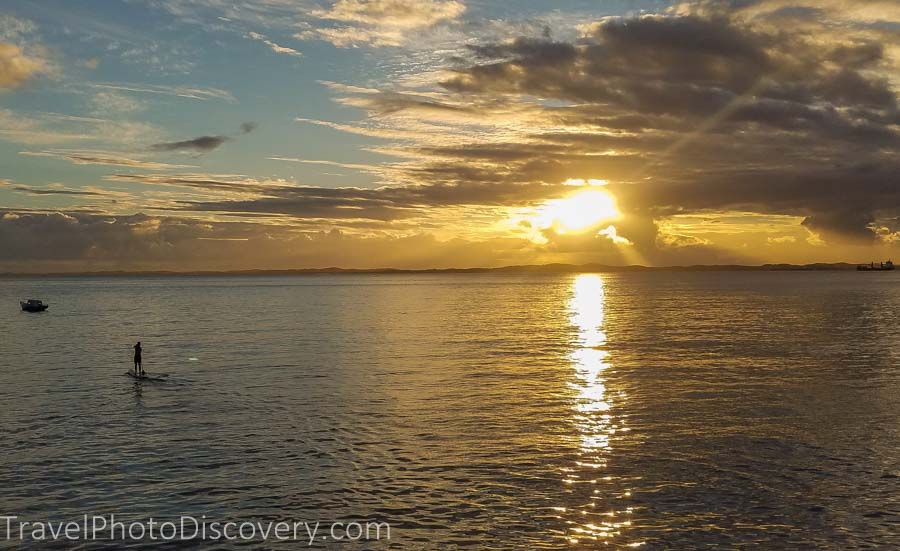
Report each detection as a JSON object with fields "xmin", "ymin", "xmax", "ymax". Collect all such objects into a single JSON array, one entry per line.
[{"xmin": 1, "ymin": 272, "xmax": 898, "ymax": 549}]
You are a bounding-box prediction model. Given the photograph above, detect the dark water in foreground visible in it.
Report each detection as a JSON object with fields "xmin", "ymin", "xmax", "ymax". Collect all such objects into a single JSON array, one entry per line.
[{"xmin": 1, "ymin": 272, "xmax": 898, "ymax": 549}]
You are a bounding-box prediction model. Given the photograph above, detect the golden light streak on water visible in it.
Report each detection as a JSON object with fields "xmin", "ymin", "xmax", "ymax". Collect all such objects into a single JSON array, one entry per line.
[{"xmin": 565, "ymin": 274, "xmax": 636, "ymax": 546}]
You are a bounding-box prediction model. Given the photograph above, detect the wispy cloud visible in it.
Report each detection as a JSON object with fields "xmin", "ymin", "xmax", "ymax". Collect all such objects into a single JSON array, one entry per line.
[
  {"xmin": 294, "ymin": 116, "xmax": 433, "ymax": 141},
  {"xmin": 314, "ymin": 0, "xmax": 465, "ymax": 27},
  {"xmin": 0, "ymin": 109, "xmax": 165, "ymax": 146},
  {"xmin": 0, "ymin": 178, "xmax": 130, "ymax": 198},
  {"xmin": 0, "ymin": 109, "xmax": 90, "ymax": 144},
  {"xmin": 20, "ymin": 149, "xmax": 195, "ymax": 170},
  {"xmin": 267, "ymin": 156, "xmax": 382, "ymax": 173},
  {"xmin": 90, "ymin": 82, "xmax": 235, "ymax": 102},
  {"xmin": 297, "ymin": 0, "xmax": 466, "ymax": 47},
  {"xmin": 244, "ymin": 31, "xmax": 302, "ymax": 57},
  {"xmin": 0, "ymin": 14, "xmax": 37, "ymax": 43},
  {"xmin": 89, "ymin": 90, "xmax": 145, "ymax": 115}
]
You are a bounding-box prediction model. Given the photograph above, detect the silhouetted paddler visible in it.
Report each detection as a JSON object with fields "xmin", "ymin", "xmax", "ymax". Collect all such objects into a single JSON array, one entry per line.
[{"xmin": 134, "ymin": 341, "xmax": 143, "ymax": 375}]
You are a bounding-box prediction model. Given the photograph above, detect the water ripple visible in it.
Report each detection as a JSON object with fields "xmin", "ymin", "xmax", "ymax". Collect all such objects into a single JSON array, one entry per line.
[{"xmin": 0, "ymin": 273, "xmax": 898, "ymax": 548}]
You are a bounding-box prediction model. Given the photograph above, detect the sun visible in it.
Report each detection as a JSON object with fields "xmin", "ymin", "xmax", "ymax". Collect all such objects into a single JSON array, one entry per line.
[{"xmin": 533, "ymin": 188, "xmax": 620, "ymax": 233}]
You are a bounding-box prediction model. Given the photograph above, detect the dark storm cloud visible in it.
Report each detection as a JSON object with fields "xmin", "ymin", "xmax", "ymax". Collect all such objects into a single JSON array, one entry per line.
[
  {"xmin": 801, "ymin": 212, "xmax": 877, "ymax": 244},
  {"xmin": 427, "ymin": 10, "xmax": 900, "ymax": 241},
  {"xmin": 606, "ymin": 161, "xmax": 900, "ymax": 246},
  {"xmin": 469, "ymin": 37, "xmax": 577, "ymax": 65},
  {"xmin": 443, "ymin": 15, "xmax": 896, "ymax": 115}
]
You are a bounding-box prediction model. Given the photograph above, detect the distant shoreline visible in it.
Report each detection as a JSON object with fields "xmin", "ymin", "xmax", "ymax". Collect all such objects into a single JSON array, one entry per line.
[{"xmin": 0, "ymin": 262, "xmax": 870, "ymax": 277}]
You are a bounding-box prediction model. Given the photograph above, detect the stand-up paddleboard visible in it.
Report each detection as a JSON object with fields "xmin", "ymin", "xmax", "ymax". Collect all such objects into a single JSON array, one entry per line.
[{"xmin": 125, "ymin": 371, "xmax": 169, "ymax": 382}]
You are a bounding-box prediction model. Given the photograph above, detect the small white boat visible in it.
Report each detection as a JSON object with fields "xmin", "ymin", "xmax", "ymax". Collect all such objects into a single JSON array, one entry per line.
[{"xmin": 20, "ymin": 299, "xmax": 49, "ymax": 312}]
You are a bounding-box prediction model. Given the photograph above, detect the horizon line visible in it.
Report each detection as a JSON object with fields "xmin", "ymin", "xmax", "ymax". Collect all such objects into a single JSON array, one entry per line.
[{"xmin": 0, "ymin": 261, "xmax": 884, "ymax": 277}]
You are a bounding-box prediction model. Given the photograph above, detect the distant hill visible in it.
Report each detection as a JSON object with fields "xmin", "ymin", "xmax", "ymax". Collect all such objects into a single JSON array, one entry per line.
[{"xmin": 0, "ymin": 262, "xmax": 864, "ymax": 277}]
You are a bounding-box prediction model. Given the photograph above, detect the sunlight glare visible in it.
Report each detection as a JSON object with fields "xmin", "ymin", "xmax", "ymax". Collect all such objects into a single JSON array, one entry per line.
[{"xmin": 534, "ymin": 189, "xmax": 620, "ymax": 233}]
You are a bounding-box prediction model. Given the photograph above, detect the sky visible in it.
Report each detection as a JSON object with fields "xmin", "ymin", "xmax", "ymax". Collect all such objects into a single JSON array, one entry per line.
[{"xmin": 1, "ymin": 0, "xmax": 899, "ymax": 271}]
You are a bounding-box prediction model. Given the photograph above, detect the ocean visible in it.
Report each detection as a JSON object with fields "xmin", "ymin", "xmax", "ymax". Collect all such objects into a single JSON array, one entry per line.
[{"xmin": 1, "ymin": 272, "xmax": 898, "ymax": 549}]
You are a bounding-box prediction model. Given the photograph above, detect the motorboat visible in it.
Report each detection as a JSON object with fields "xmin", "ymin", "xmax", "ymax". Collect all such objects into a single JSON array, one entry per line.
[{"xmin": 20, "ymin": 299, "xmax": 49, "ymax": 312}]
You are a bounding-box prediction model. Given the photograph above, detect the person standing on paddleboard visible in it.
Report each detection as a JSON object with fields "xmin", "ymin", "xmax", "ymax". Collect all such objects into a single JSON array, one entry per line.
[{"xmin": 133, "ymin": 341, "xmax": 143, "ymax": 375}]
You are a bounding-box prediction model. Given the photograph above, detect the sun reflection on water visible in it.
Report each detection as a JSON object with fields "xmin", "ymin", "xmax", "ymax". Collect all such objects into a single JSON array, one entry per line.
[{"xmin": 563, "ymin": 274, "xmax": 639, "ymax": 546}]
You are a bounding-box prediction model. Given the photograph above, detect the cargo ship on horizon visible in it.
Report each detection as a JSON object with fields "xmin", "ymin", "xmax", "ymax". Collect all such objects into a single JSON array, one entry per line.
[{"xmin": 857, "ymin": 260, "xmax": 895, "ymax": 271}]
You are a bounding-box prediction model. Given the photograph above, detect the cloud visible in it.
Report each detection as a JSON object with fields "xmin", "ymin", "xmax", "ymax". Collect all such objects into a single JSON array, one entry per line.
[
  {"xmin": 801, "ymin": 210, "xmax": 880, "ymax": 244},
  {"xmin": 0, "ymin": 211, "xmax": 547, "ymax": 272},
  {"xmin": 314, "ymin": 0, "xmax": 465, "ymax": 27},
  {"xmin": 19, "ymin": 149, "xmax": 195, "ymax": 170},
  {"xmin": 0, "ymin": 42, "xmax": 48, "ymax": 89},
  {"xmin": 149, "ymin": 122, "xmax": 258, "ymax": 153},
  {"xmin": 0, "ymin": 109, "xmax": 91, "ymax": 144},
  {"xmin": 411, "ymin": 10, "xmax": 895, "ymax": 242},
  {"xmin": 298, "ymin": 26, "xmax": 401, "ymax": 48},
  {"xmin": 150, "ymin": 135, "xmax": 231, "ymax": 153},
  {"xmin": 244, "ymin": 31, "xmax": 302, "ymax": 56},
  {"xmin": 0, "ymin": 110, "xmax": 164, "ymax": 146},
  {"xmin": 0, "ymin": 15, "xmax": 37, "ymax": 43},
  {"xmin": 721, "ymin": 0, "xmax": 900, "ymax": 25},
  {"xmin": 598, "ymin": 225, "xmax": 632, "ymax": 245},
  {"xmin": 767, "ymin": 235, "xmax": 796, "ymax": 244},
  {"xmin": 5, "ymin": 2, "xmax": 900, "ymax": 270},
  {"xmin": 294, "ymin": 116, "xmax": 432, "ymax": 141},
  {"xmin": 299, "ymin": 0, "xmax": 466, "ymax": 47},
  {"xmin": 90, "ymin": 82, "xmax": 235, "ymax": 101},
  {"xmin": 442, "ymin": 15, "xmax": 897, "ymax": 114},
  {"xmin": 268, "ymin": 156, "xmax": 382, "ymax": 174},
  {"xmin": 89, "ymin": 90, "xmax": 145, "ymax": 115},
  {"xmin": 102, "ymin": 171, "xmax": 565, "ymax": 222},
  {"xmin": 281, "ymin": 5, "xmax": 900, "ymax": 256},
  {"xmin": 0, "ymin": 179, "xmax": 108, "ymax": 197}
]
